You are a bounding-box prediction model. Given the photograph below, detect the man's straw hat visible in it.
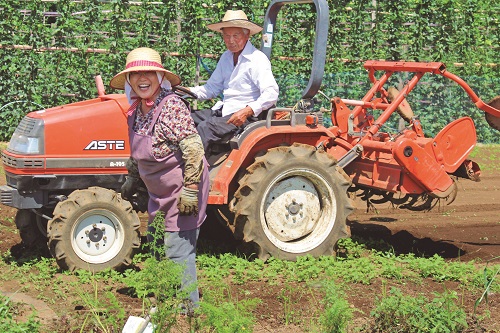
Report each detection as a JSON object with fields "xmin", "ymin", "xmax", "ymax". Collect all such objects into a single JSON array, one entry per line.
[
  {"xmin": 207, "ymin": 10, "xmax": 262, "ymax": 36},
  {"xmin": 110, "ymin": 47, "xmax": 181, "ymax": 90}
]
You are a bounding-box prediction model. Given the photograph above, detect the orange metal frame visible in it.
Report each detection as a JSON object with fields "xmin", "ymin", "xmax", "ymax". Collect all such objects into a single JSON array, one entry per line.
[{"xmin": 208, "ymin": 61, "xmax": 500, "ymax": 204}]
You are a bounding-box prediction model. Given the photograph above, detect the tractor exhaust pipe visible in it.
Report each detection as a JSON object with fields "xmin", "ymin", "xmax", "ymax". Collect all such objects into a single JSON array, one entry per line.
[{"xmin": 95, "ymin": 75, "xmax": 106, "ymax": 97}]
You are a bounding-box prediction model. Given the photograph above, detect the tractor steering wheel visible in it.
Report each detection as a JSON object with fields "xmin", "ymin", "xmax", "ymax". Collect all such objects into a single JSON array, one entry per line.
[{"xmin": 173, "ymin": 85, "xmax": 198, "ymax": 100}]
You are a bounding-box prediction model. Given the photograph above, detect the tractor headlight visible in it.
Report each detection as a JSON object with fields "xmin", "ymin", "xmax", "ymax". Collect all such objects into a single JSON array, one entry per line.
[
  {"xmin": 8, "ymin": 135, "xmax": 41, "ymax": 154},
  {"xmin": 7, "ymin": 116, "xmax": 45, "ymax": 155}
]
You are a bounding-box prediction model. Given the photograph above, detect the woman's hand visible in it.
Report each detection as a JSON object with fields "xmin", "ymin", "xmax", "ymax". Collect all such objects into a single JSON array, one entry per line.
[{"xmin": 177, "ymin": 185, "xmax": 199, "ymax": 215}]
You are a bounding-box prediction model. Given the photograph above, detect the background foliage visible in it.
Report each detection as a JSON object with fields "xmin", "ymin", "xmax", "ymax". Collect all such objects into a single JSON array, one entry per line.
[{"xmin": 0, "ymin": 0, "xmax": 498, "ymax": 142}]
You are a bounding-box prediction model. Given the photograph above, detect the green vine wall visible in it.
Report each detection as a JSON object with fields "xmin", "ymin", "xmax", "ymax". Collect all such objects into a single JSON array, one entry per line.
[{"xmin": 0, "ymin": 0, "xmax": 498, "ymax": 142}]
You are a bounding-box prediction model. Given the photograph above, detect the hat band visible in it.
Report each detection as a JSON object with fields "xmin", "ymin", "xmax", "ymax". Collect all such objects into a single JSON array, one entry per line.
[{"xmin": 126, "ymin": 60, "xmax": 164, "ymax": 69}]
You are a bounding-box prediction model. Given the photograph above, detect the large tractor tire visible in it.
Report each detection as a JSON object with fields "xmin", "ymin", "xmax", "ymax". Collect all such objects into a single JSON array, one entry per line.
[
  {"xmin": 485, "ymin": 96, "xmax": 500, "ymax": 131},
  {"xmin": 47, "ymin": 187, "xmax": 141, "ymax": 272},
  {"xmin": 230, "ymin": 143, "xmax": 353, "ymax": 260}
]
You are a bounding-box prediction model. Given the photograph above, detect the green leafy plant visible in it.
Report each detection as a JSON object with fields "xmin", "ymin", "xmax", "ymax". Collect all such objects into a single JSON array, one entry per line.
[
  {"xmin": 199, "ymin": 282, "xmax": 261, "ymax": 333},
  {"xmin": 406, "ymin": 253, "xmax": 477, "ymax": 283},
  {"xmin": 474, "ymin": 258, "xmax": 500, "ymax": 316},
  {"xmin": 371, "ymin": 287, "xmax": 468, "ymax": 333},
  {"xmin": 122, "ymin": 211, "xmax": 189, "ymax": 332},
  {"xmin": 77, "ymin": 284, "xmax": 126, "ymax": 333},
  {"xmin": 319, "ymin": 281, "xmax": 353, "ymax": 333}
]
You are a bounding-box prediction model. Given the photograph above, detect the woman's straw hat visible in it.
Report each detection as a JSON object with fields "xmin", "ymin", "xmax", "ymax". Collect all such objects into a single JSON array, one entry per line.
[
  {"xmin": 207, "ymin": 10, "xmax": 262, "ymax": 36},
  {"xmin": 110, "ymin": 47, "xmax": 181, "ymax": 90}
]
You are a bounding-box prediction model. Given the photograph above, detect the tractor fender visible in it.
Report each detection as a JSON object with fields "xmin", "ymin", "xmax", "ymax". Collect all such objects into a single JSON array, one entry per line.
[
  {"xmin": 393, "ymin": 137, "xmax": 454, "ymax": 198},
  {"xmin": 208, "ymin": 124, "xmax": 338, "ymax": 204}
]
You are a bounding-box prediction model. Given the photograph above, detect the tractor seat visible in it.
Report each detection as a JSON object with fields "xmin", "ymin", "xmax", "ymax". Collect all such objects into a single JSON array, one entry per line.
[
  {"xmin": 206, "ymin": 107, "xmax": 298, "ymax": 167},
  {"xmin": 207, "ymin": 108, "xmax": 274, "ymax": 166},
  {"xmin": 208, "ymin": 108, "xmax": 272, "ymax": 154}
]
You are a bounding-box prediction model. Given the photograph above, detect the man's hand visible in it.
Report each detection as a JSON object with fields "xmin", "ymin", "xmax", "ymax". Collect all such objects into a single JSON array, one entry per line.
[
  {"xmin": 227, "ymin": 106, "xmax": 254, "ymax": 127},
  {"xmin": 177, "ymin": 185, "xmax": 199, "ymax": 216}
]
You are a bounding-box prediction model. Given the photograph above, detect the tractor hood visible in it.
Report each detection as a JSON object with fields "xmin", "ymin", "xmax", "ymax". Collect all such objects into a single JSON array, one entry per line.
[{"xmin": 6, "ymin": 94, "xmax": 130, "ymax": 157}]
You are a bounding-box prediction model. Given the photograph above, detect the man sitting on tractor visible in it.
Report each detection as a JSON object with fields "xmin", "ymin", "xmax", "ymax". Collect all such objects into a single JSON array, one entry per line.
[{"xmin": 188, "ymin": 9, "xmax": 279, "ymax": 156}]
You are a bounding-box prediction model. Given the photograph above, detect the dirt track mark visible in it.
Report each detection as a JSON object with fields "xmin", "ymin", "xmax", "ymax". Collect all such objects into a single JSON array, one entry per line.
[{"xmin": 0, "ymin": 288, "xmax": 58, "ymax": 325}]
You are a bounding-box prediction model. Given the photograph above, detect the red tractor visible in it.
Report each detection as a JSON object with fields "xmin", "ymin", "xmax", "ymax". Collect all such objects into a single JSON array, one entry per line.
[{"xmin": 2, "ymin": 0, "xmax": 499, "ymax": 271}]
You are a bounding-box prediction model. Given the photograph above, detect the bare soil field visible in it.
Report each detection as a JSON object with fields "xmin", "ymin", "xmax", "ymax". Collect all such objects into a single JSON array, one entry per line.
[{"xmin": 0, "ymin": 147, "xmax": 499, "ymax": 332}]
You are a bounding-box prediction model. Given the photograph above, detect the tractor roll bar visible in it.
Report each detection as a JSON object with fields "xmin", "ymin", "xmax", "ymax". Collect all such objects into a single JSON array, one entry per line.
[{"xmin": 261, "ymin": 0, "xmax": 329, "ymax": 99}]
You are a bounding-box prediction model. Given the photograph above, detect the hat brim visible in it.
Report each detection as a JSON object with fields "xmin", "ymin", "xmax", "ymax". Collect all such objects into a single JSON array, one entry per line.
[
  {"xmin": 207, "ymin": 19, "xmax": 262, "ymax": 36},
  {"xmin": 110, "ymin": 67, "xmax": 181, "ymax": 90}
]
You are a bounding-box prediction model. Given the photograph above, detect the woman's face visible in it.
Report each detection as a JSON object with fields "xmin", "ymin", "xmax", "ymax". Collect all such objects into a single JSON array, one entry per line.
[{"xmin": 128, "ymin": 71, "xmax": 160, "ymax": 100}]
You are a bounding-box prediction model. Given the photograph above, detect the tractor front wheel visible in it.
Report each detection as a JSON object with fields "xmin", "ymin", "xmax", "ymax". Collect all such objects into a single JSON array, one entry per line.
[
  {"xmin": 230, "ymin": 143, "xmax": 353, "ymax": 260},
  {"xmin": 47, "ymin": 187, "xmax": 141, "ymax": 272}
]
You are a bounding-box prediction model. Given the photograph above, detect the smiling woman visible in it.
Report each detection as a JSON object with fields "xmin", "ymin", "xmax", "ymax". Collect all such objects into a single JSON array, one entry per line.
[{"xmin": 109, "ymin": 47, "xmax": 210, "ymax": 311}]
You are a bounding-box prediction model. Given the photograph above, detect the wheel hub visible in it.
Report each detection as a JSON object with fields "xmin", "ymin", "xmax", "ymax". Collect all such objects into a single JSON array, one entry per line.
[
  {"xmin": 264, "ymin": 176, "xmax": 321, "ymax": 242},
  {"xmin": 287, "ymin": 200, "xmax": 301, "ymax": 215},
  {"xmin": 71, "ymin": 210, "xmax": 124, "ymax": 264},
  {"xmin": 88, "ymin": 226, "xmax": 104, "ymax": 242}
]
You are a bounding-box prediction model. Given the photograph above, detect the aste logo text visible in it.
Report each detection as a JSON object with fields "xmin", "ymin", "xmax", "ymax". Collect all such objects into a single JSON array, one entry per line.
[{"xmin": 84, "ymin": 140, "xmax": 125, "ymax": 150}]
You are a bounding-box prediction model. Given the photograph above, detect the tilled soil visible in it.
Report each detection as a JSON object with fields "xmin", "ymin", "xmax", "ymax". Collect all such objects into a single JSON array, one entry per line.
[{"xmin": 349, "ymin": 171, "xmax": 499, "ymax": 264}]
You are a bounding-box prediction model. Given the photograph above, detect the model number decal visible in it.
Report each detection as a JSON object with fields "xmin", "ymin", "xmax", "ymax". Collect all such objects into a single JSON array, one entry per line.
[
  {"xmin": 84, "ymin": 140, "xmax": 125, "ymax": 150},
  {"xmin": 110, "ymin": 161, "xmax": 126, "ymax": 167}
]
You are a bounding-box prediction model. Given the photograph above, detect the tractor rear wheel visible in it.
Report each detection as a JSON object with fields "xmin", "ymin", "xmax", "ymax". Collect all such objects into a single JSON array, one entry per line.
[
  {"xmin": 230, "ymin": 143, "xmax": 353, "ymax": 260},
  {"xmin": 47, "ymin": 187, "xmax": 141, "ymax": 272},
  {"xmin": 485, "ymin": 96, "xmax": 500, "ymax": 131}
]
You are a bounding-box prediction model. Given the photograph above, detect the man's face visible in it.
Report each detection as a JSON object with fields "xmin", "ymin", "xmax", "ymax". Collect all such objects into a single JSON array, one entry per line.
[{"xmin": 222, "ymin": 27, "xmax": 249, "ymax": 53}]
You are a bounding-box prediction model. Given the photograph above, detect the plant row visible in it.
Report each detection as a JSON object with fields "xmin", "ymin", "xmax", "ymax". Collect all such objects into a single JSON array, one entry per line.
[{"xmin": 1, "ymin": 236, "xmax": 498, "ymax": 332}]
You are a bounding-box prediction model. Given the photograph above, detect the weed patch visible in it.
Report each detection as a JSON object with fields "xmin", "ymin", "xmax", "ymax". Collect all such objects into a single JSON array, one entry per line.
[{"xmin": 371, "ymin": 287, "xmax": 468, "ymax": 333}]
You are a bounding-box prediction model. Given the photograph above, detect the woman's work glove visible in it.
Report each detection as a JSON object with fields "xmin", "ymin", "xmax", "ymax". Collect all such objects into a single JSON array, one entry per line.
[
  {"xmin": 121, "ymin": 157, "xmax": 143, "ymax": 200},
  {"xmin": 121, "ymin": 176, "xmax": 143, "ymax": 201},
  {"xmin": 177, "ymin": 186, "xmax": 199, "ymax": 216}
]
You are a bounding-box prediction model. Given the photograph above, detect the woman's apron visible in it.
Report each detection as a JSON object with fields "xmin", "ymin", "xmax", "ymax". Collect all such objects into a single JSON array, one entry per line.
[{"xmin": 127, "ymin": 95, "xmax": 209, "ymax": 232}]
